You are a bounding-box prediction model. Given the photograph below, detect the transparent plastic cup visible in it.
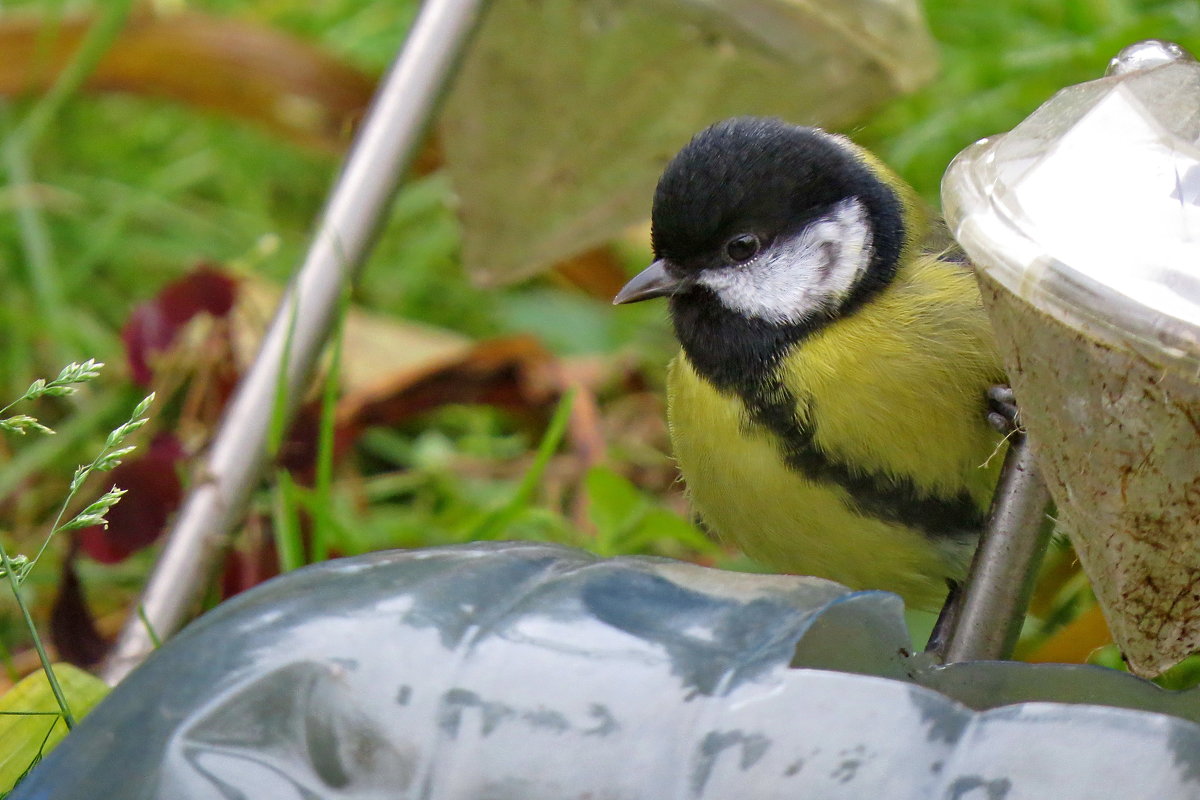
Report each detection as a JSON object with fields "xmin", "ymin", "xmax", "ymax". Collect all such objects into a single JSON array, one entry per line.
[{"xmin": 943, "ymin": 41, "xmax": 1200, "ymax": 676}]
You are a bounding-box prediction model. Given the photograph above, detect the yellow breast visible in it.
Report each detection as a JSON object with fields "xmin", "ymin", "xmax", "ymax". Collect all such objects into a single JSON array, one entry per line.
[{"xmin": 665, "ymin": 256, "xmax": 1006, "ymax": 609}]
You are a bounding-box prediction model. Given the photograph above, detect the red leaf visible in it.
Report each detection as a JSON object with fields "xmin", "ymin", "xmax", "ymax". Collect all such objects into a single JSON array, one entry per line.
[
  {"xmin": 220, "ymin": 535, "xmax": 279, "ymax": 599},
  {"xmin": 77, "ymin": 434, "xmax": 186, "ymax": 564},
  {"xmin": 121, "ymin": 264, "xmax": 237, "ymax": 386},
  {"xmin": 275, "ymin": 401, "xmax": 357, "ymax": 486},
  {"xmin": 50, "ymin": 557, "xmax": 109, "ymax": 667}
]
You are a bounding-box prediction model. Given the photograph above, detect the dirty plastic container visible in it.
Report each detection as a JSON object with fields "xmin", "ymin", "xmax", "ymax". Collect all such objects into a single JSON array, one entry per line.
[{"xmin": 943, "ymin": 40, "xmax": 1200, "ymax": 677}]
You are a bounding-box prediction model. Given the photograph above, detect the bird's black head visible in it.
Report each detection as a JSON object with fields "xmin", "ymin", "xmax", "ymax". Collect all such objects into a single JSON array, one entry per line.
[{"xmin": 614, "ymin": 117, "xmax": 910, "ymax": 392}]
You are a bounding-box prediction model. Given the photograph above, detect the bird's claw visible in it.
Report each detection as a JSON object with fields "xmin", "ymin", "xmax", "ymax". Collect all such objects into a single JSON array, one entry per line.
[{"xmin": 987, "ymin": 384, "xmax": 1020, "ymax": 435}]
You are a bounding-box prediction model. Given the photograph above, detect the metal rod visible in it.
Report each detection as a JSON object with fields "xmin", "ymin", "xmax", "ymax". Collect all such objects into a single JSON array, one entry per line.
[
  {"xmin": 934, "ymin": 431, "xmax": 1054, "ymax": 663},
  {"xmin": 102, "ymin": 0, "xmax": 489, "ymax": 686}
]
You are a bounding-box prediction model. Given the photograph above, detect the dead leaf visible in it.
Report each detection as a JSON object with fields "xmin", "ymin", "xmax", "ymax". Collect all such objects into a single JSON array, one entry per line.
[
  {"xmin": 1023, "ymin": 603, "xmax": 1114, "ymax": 665},
  {"xmin": 340, "ymin": 336, "xmax": 557, "ymax": 431},
  {"xmin": 549, "ymin": 245, "xmax": 633, "ymax": 300},
  {"xmin": 220, "ymin": 515, "xmax": 280, "ymax": 600},
  {"xmin": 441, "ymin": 0, "xmax": 938, "ymax": 284},
  {"xmin": 234, "ymin": 277, "xmax": 473, "ymax": 402},
  {"xmin": 50, "ymin": 558, "xmax": 108, "ymax": 667},
  {"xmin": 121, "ymin": 264, "xmax": 237, "ymax": 387},
  {"xmin": 0, "ymin": 9, "xmax": 374, "ymax": 152},
  {"xmin": 76, "ymin": 434, "xmax": 186, "ymax": 564}
]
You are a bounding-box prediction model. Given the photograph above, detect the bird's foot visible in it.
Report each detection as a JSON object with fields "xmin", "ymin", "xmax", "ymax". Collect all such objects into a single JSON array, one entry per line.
[
  {"xmin": 925, "ymin": 579, "xmax": 962, "ymax": 656},
  {"xmin": 986, "ymin": 384, "xmax": 1021, "ymax": 435}
]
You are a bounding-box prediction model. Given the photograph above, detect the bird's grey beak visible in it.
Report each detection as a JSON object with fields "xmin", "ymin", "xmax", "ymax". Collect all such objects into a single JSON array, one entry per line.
[{"xmin": 613, "ymin": 259, "xmax": 682, "ymax": 305}]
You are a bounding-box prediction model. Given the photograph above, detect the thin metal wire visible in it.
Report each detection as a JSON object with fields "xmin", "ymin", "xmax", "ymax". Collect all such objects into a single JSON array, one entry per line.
[{"xmin": 102, "ymin": 0, "xmax": 490, "ymax": 685}]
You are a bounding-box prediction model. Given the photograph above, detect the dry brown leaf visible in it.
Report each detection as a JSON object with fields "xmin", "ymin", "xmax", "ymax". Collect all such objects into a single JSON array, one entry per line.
[
  {"xmin": 441, "ymin": 0, "xmax": 938, "ymax": 285},
  {"xmin": 0, "ymin": 9, "xmax": 374, "ymax": 152},
  {"xmin": 234, "ymin": 276, "xmax": 472, "ymax": 404},
  {"xmin": 549, "ymin": 245, "xmax": 631, "ymax": 300},
  {"xmin": 236, "ymin": 278, "xmax": 574, "ymax": 435},
  {"xmin": 340, "ymin": 336, "xmax": 558, "ymax": 431}
]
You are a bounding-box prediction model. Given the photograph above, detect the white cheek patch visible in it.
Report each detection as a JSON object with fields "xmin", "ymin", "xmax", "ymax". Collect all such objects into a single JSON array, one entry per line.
[{"xmin": 698, "ymin": 198, "xmax": 873, "ymax": 326}]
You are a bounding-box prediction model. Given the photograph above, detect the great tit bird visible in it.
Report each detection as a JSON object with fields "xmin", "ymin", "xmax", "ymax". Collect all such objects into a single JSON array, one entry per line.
[{"xmin": 614, "ymin": 117, "xmax": 1006, "ymax": 610}]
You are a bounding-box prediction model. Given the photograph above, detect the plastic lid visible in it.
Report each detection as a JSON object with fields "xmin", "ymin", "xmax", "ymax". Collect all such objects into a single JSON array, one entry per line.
[{"xmin": 943, "ymin": 40, "xmax": 1200, "ymax": 371}]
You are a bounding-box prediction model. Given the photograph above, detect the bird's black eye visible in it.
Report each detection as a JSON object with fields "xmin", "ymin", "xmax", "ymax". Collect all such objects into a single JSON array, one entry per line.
[{"xmin": 725, "ymin": 234, "xmax": 761, "ymax": 263}]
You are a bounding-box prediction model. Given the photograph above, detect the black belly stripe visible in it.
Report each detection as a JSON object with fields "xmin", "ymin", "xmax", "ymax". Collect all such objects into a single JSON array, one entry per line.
[
  {"xmin": 670, "ymin": 285, "xmax": 987, "ymax": 541},
  {"xmin": 744, "ymin": 379, "xmax": 986, "ymax": 539}
]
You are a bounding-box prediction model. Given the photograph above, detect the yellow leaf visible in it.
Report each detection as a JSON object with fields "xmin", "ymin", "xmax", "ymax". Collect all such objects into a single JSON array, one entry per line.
[
  {"xmin": 0, "ymin": 665, "xmax": 109, "ymax": 792},
  {"xmin": 1023, "ymin": 604, "xmax": 1113, "ymax": 665}
]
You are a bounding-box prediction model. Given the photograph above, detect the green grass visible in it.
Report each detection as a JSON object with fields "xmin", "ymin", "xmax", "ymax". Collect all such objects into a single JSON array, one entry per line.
[
  {"xmin": 859, "ymin": 0, "xmax": 1200, "ymax": 200},
  {"xmin": 0, "ymin": 361, "xmax": 150, "ymax": 777}
]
